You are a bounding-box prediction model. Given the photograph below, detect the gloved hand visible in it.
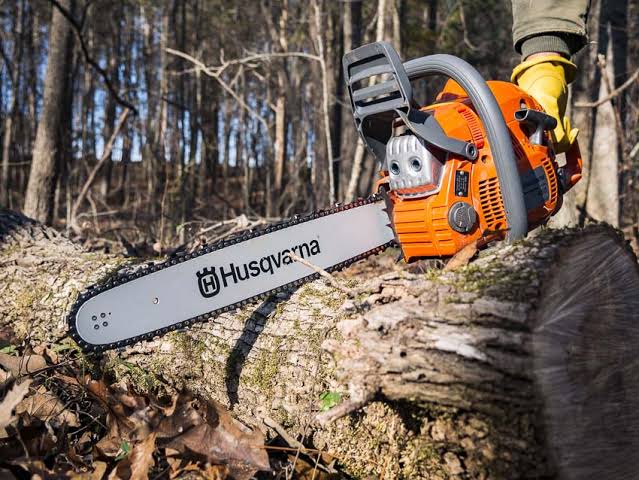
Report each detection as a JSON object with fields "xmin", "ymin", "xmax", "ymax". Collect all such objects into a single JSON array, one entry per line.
[{"xmin": 511, "ymin": 54, "xmax": 579, "ymax": 153}]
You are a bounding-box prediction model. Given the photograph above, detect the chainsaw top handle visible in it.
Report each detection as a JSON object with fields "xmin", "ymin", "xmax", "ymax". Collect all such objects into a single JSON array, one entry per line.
[{"xmin": 343, "ymin": 42, "xmax": 528, "ymax": 243}]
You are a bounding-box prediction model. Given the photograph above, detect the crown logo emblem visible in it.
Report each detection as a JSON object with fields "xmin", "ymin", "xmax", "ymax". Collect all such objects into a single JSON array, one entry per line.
[{"xmin": 196, "ymin": 267, "xmax": 221, "ymax": 298}]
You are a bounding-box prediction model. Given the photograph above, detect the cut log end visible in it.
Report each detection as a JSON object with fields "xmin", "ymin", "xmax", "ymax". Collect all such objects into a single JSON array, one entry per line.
[{"xmin": 535, "ymin": 230, "xmax": 639, "ymax": 480}]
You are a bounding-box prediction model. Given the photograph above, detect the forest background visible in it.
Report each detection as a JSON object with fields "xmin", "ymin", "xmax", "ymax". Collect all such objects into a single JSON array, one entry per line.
[{"xmin": 0, "ymin": 0, "xmax": 637, "ymax": 251}]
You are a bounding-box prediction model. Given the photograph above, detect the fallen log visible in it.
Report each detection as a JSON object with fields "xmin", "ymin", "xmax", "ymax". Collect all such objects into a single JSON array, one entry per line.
[{"xmin": 2, "ymin": 208, "xmax": 639, "ymax": 479}]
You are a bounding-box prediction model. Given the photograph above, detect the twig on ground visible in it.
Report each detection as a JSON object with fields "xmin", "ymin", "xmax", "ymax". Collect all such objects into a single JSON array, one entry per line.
[
  {"xmin": 287, "ymin": 252, "xmax": 356, "ymax": 297},
  {"xmin": 315, "ymin": 391, "xmax": 375, "ymax": 427},
  {"xmin": 262, "ymin": 415, "xmax": 305, "ymax": 451}
]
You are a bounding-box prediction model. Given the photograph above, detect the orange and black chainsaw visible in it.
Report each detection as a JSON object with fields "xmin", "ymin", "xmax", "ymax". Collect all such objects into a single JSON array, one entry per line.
[{"xmin": 68, "ymin": 42, "xmax": 582, "ymax": 352}]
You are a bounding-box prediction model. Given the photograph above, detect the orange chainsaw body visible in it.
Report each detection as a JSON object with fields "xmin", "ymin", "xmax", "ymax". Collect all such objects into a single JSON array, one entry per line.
[
  {"xmin": 343, "ymin": 42, "xmax": 583, "ymax": 262},
  {"xmin": 380, "ymin": 80, "xmax": 581, "ymax": 262}
]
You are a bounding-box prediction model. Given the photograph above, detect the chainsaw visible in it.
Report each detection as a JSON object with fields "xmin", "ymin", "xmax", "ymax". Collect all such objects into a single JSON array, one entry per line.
[{"xmin": 68, "ymin": 42, "xmax": 582, "ymax": 352}]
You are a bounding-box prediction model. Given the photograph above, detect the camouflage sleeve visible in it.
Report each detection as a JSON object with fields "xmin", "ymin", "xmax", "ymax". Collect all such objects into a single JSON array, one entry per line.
[{"xmin": 511, "ymin": 0, "xmax": 591, "ymax": 58}]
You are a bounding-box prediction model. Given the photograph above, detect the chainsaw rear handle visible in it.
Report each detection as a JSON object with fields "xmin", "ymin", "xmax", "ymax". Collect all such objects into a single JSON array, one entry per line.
[{"xmin": 402, "ymin": 55, "xmax": 528, "ymax": 242}]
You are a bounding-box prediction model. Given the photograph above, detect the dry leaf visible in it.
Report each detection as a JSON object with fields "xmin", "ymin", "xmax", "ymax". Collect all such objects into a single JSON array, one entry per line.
[
  {"xmin": 130, "ymin": 433, "xmax": 157, "ymax": 480},
  {"xmin": 167, "ymin": 460, "xmax": 182, "ymax": 479},
  {"xmin": 6, "ymin": 459, "xmax": 50, "ymax": 478},
  {"xmin": 86, "ymin": 378, "xmax": 111, "ymax": 406},
  {"xmin": 0, "ymin": 379, "xmax": 33, "ymax": 438},
  {"xmin": 55, "ymin": 374, "xmax": 82, "ymax": 387},
  {"xmin": 16, "ymin": 391, "xmax": 79, "ymax": 427},
  {"xmin": 443, "ymin": 240, "xmax": 479, "ymax": 271},
  {"xmin": 0, "ymin": 367, "xmax": 10, "ymax": 386},
  {"xmin": 107, "ymin": 433, "xmax": 156, "ymax": 480},
  {"xmin": 96, "ymin": 412, "xmax": 133, "ymax": 458},
  {"xmin": 31, "ymin": 345, "xmax": 46, "ymax": 356},
  {"xmin": 43, "ymin": 346, "xmax": 60, "ymax": 365},
  {"xmin": 90, "ymin": 379, "xmax": 155, "ymax": 460},
  {"xmin": 289, "ymin": 453, "xmax": 334, "ymax": 479},
  {"xmin": 168, "ymin": 460, "xmax": 226, "ymax": 479},
  {"xmin": 0, "ymin": 353, "xmax": 46, "ymax": 376},
  {"xmin": 65, "ymin": 446, "xmax": 90, "ymax": 470},
  {"xmin": 64, "ymin": 461, "xmax": 107, "ymax": 480},
  {"xmin": 89, "ymin": 461, "xmax": 108, "ymax": 480},
  {"xmin": 157, "ymin": 396, "xmax": 269, "ymax": 477},
  {"xmin": 0, "ymin": 326, "xmax": 16, "ymax": 347},
  {"xmin": 202, "ymin": 464, "xmax": 230, "ymax": 480}
]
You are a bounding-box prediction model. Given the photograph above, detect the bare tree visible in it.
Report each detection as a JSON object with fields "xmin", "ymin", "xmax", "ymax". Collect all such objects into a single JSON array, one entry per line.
[
  {"xmin": 262, "ymin": 1, "xmax": 289, "ymax": 198},
  {"xmin": 345, "ymin": 0, "xmax": 388, "ymax": 202},
  {"xmin": 569, "ymin": 0, "xmax": 629, "ymax": 227},
  {"xmin": 23, "ymin": 0, "xmax": 74, "ymax": 223},
  {"xmin": 1, "ymin": 0, "xmax": 24, "ymax": 208}
]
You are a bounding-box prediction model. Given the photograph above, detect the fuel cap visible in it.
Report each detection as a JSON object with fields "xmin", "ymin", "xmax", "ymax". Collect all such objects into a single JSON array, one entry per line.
[{"xmin": 448, "ymin": 202, "xmax": 477, "ymax": 233}]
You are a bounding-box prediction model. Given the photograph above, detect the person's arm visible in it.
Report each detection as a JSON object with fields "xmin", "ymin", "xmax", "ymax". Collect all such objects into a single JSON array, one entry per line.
[
  {"xmin": 510, "ymin": 0, "xmax": 591, "ymax": 153},
  {"xmin": 512, "ymin": 0, "xmax": 591, "ymax": 59}
]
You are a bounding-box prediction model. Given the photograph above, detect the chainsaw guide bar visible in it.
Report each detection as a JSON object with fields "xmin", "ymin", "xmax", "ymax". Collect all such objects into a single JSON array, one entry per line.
[{"xmin": 68, "ymin": 195, "xmax": 396, "ymax": 353}]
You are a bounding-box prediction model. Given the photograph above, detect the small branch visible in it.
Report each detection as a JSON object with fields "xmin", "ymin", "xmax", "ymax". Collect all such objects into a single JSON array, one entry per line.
[
  {"xmin": 287, "ymin": 252, "xmax": 356, "ymax": 297},
  {"xmin": 166, "ymin": 48, "xmax": 270, "ymax": 132},
  {"xmin": 312, "ymin": 0, "xmax": 336, "ymax": 205},
  {"xmin": 204, "ymin": 51, "xmax": 321, "ymax": 76},
  {"xmin": 262, "ymin": 415, "xmax": 305, "ymax": 451},
  {"xmin": 70, "ymin": 108, "xmax": 131, "ymax": 232},
  {"xmin": 315, "ymin": 390, "xmax": 375, "ymax": 426},
  {"xmin": 47, "ymin": 0, "xmax": 137, "ymax": 115},
  {"xmin": 596, "ymin": 54, "xmax": 626, "ymax": 153},
  {"xmin": 458, "ymin": 0, "xmax": 479, "ymax": 52},
  {"xmin": 575, "ymin": 66, "xmax": 639, "ymax": 108},
  {"xmin": 165, "ymin": 48, "xmax": 325, "ymax": 141}
]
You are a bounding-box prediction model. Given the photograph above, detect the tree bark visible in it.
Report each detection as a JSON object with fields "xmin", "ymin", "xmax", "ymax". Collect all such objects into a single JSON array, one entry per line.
[
  {"xmin": 23, "ymin": 0, "xmax": 75, "ymax": 223},
  {"xmin": 2, "ymin": 210, "xmax": 639, "ymax": 479}
]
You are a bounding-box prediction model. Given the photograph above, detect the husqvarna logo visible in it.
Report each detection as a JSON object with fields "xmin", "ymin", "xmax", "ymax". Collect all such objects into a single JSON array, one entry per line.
[
  {"xmin": 197, "ymin": 267, "xmax": 221, "ymax": 298},
  {"xmin": 195, "ymin": 239, "xmax": 321, "ymax": 299}
]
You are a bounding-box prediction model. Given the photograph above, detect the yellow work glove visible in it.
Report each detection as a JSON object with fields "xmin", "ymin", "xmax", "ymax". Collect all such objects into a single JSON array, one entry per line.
[{"xmin": 511, "ymin": 54, "xmax": 579, "ymax": 153}]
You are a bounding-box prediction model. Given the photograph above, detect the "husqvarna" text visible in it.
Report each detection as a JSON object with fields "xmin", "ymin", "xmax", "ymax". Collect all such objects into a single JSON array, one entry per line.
[{"xmin": 196, "ymin": 239, "xmax": 321, "ymax": 298}]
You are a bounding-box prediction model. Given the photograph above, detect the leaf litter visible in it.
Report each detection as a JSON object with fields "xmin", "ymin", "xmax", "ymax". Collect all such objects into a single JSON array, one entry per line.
[{"xmin": 0, "ymin": 344, "xmax": 348, "ymax": 479}]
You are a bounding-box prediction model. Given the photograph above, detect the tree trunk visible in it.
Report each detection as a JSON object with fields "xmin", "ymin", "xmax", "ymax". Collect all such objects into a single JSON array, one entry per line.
[
  {"xmin": 1, "ymin": 0, "xmax": 24, "ymax": 209},
  {"xmin": 271, "ymin": 2, "xmax": 289, "ymax": 197},
  {"xmin": 391, "ymin": 0, "xmax": 402, "ymax": 56},
  {"xmin": 2, "ymin": 210, "xmax": 639, "ymax": 479},
  {"xmin": 345, "ymin": 0, "xmax": 389, "ymax": 204},
  {"xmin": 569, "ymin": 0, "xmax": 628, "ymax": 228},
  {"xmin": 23, "ymin": 0, "xmax": 74, "ymax": 223},
  {"xmin": 154, "ymin": 8, "xmax": 170, "ymax": 218}
]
